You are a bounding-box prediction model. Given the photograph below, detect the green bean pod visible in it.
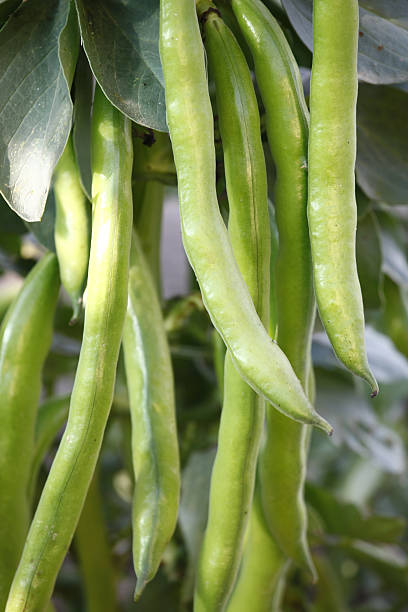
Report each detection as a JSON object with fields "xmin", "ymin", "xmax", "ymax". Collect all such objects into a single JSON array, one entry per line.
[
  {"xmin": 231, "ymin": 0, "xmax": 316, "ymax": 576},
  {"xmin": 6, "ymin": 86, "xmax": 133, "ymax": 612},
  {"xmin": 0, "ymin": 254, "xmax": 59, "ymax": 610},
  {"xmin": 194, "ymin": 4, "xmax": 269, "ymax": 610},
  {"xmin": 159, "ymin": 0, "xmax": 331, "ymax": 434},
  {"xmin": 122, "ymin": 232, "xmax": 180, "ymax": 599},
  {"xmin": 54, "ymin": 134, "xmax": 90, "ymax": 322},
  {"xmin": 133, "ymin": 180, "xmax": 164, "ymax": 294},
  {"xmin": 308, "ymin": 0, "xmax": 378, "ymax": 396},
  {"xmin": 132, "ymin": 130, "xmax": 170, "ymax": 294},
  {"xmin": 226, "ymin": 485, "xmax": 290, "ymax": 612},
  {"xmin": 74, "ymin": 468, "xmax": 117, "ymax": 612}
]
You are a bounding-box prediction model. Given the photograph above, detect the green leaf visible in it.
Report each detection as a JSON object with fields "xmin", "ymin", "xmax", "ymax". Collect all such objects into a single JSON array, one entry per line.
[
  {"xmin": 356, "ymin": 209, "xmax": 383, "ymax": 310},
  {"xmin": 26, "ymin": 190, "xmax": 56, "ymax": 252},
  {"xmin": 282, "ymin": 0, "xmax": 408, "ymax": 84},
  {"xmin": 382, "ymin": 275, "xmax": 408, "ymax": 359},
  {"xmin": 73, "ymin": 49, "xmax": 93, "ymax": 200},
  {"xmin": 356, "ymin": 85, "xmax": 408, "ymax": 205},
  {"xmin": 0, "ymin": 0, "xmax": 79, "ymax": 222},
  {"xmin": 376, "ymin": 209, "xmax": 408, "ymax": 285},
  {"xmin": 312, "ymin": 362, "xmax": 406, "ymax": 473},
  {"xmin": 306, "ymin": 483, "xmax": 406, "ymax": 543},
  {"xmin": 179, "ymin": 448, "xmax": 216, "ymax": 603},
  {"xmin": 0, "ymin": 0, "xmax": 21, "ymax": 27},
  {"xmin": 0, "ymin": 193, "xmax": 25, "ymax": 234},
  {"xmin": 340, "ymin": 540, "xmax": 408, "ymax": 590},
  {"xmin": 75, "ymin": 0, "xmax": 167, "ymax": 132}
]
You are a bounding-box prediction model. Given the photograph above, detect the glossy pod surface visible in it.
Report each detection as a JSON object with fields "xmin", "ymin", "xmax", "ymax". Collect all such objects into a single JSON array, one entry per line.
[
  {"xmin": 232, "ymin": 0, "xmax": 316, "ymax": 576},
  {"xmin": 6, "ymin": 87, "xmax": 133, "ymax": 612},
  {"xmin": 226, "ymin": 486, "xmax": 289, "ymax": 612},
  {"xmin": 194, "ymin": 5, "xmax": 269, "ymax": 610},
  {"xmin": 0, "ymin": 254, "xmax": 59, "ymax": 610},
  {"xmin": 53, "ymin": 134, "xmax": 90, "ymax": 322},
  {"xmin": 308, "ymin": 0, "xmax": 377, "ymax": 395},
  {"xmin": 123, "ymin": 232, "xmax": 180, "ymax": 599},
  {"xmin": 159, "ymin": 0, "xmax": 331, "ymax": 434}
]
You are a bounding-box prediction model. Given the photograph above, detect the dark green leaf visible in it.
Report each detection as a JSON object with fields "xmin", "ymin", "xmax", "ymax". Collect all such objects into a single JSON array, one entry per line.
[
  {"xmin": 356, "ymin": 85, "xmax": 408, "ymax": 205},
  {"xmin": 359, "ymin": 1, "xmax": 408, "ymax": 27},
  {"xmin": 0, "ymin": 0, "xmax": 79, "ymax": 221},
  {"xmin": 179, "ymin": 448, "xmax": 216, "ymax": 602},
  {"xmin": 0, "ymin": 193, "xmax": 26, "ymax": 234},
  {"xmin": 356, "ymin": 210, "xmax": 383, "ymax": 310},
  {"xmin": 340, "ymin": 540, "xmax": 408, "ymax": 590},
  {"xmin": 376, "ymin": 209, "xmax": 408, "ymax": 285},
  {"xmin": 26, "ymin": 190, "xmax": 56, "ymax": 252},
  {"xmin": 73, "ymin": 48, "xmax": 93, "ymax": 200},
  {"xmin": 282, "ymin": 0, "xmax": 408, "ymax": 83},
  {"xmin": 306, "ymin": 483, "xmax": 406, "ymax": 543},
  {"xmin": 382, "ymin": 275, "xmax": 408, "ymax": 359},
  {"xmin": 75, "ymin": 0, "xmax": 167, "ymax": 132},
  {"xmin": 0, "ymin": 0, "xmax": 21, "ymax": 27}
]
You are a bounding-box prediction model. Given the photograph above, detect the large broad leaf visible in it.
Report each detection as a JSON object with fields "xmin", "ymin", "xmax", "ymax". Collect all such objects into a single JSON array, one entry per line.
[
  {"xmin": 0, "ymin": 0, "xmax": 21, "ymax": 26},
  {"xmin": 340, "ymin": 540, "xmax": 408, "ymax": 591},
  {"xmin": 178, "ymin": 448, "xmax": 216, "ymax": 602},
  {"xmin": 306, "ymin": 483, "xmax": 406, "ymax": 543},
  {"xmin": 26, "ymin": 190, "xmax": 57, "ymax": 252},
  {"xmin": 282, "ymin": 0, "xmax": 408, "ymax": 84},
  {"xmin": 356, "ymin": 209, "xmax": 383, "ymax": 310},
  {"xmin": 73, "ymin": 49, "xmax": 93, "ymax": 201},
  {"xmin": 0, "ymin": 0, "xmax": 79, "ymax": 222},
  {"xmin": 376, "ymin": 209, "xmax": 408, "ymax": 285},
  {"xmin": 75, "ymin": 0, "xmax": 167, "ymax": 132},
  {"xmin": 312, "ymin": 365, "xmax": 406, "ymax": 473},
  {"xmin": 356, "ymin": 85, "xmax": 408, "ymax": 205},
  {"xmin": 0, "ymin": 192, "xmax": 25, "ymax": 234}
]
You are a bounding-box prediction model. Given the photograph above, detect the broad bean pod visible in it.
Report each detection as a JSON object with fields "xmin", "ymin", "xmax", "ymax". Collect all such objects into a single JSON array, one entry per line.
[
  {"xmin": 53, "ymin": 133, "xmax": 90, "ymax": 323},
  {"xmin": 6, "ymin": 86, "xmax": 133, "ymax": 611},
  {"xmin": 232, "ymin": 0, "xmax": 316, "ymax": 576},
  {"xmin": 194, "ymin": 3, "xmax": 269, "ymax": 610},
  {"xmin": 122, "ymin": 231, "xmax": 180, "ymax": 599},
  {"xmin": 226, "ymin": 485, "xmax": 290, "ymax": 612},
  {"xmin": 159, "ymin": 0, "xmax": 331, "ymax": 434},
  {"xmin": 308, "ymin": 0, "xmax": 378, "ymax": 395},
  {"xmin": 0, "ymin": 254, "xmax": 59, "ymax": 610}
]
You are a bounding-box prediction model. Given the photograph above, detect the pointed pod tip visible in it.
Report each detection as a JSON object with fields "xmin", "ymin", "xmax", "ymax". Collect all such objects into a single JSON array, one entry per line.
[
  {"xmin": 69, "ymin": 298, "xmax": 83, "ymax": 326},
  {"xmin": 363, "ymin": 368, "xmax": 378, "ymax": 399},
  {"xmin": 369, "ymin": 378, "xmax": 379, "ymax": 398},
  {"xmin": 313, "ymin": 412, "xmax": 334, "ymax": 437},
  {"xmin": 134, "ymin": 576, "xmax": 147, "ymax": 602}
]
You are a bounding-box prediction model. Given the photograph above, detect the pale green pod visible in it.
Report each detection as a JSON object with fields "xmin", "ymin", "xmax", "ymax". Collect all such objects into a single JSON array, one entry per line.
[
  {"xmin": 6, "ymin": 86, "xmax": 133, "ymax": 612},
  {"xmin": 122, "ymin": 232, "xmax": 180, "ymax": 599},
  {"xmin": 54, "ymin": 134, "xmax": 90, "ymax": 322},
  {"xmin": 308, "ymin": 0, "xmax": 378, "ymax": 395},
  {"xmin": 159, "ymin": 0, "xmax": 332, "ymax": 434}
]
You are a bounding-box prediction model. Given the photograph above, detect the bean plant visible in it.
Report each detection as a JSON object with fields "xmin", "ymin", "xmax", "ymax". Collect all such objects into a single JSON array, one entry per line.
[{"xmin": 0, "ymin": 0, "xmax": 407, "ymax": 611}]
